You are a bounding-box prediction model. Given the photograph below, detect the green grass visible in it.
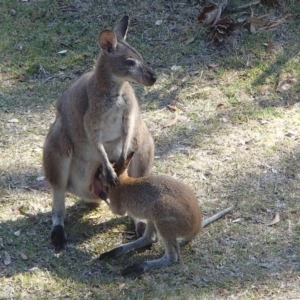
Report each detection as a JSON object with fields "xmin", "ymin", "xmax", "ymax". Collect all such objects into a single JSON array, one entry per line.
[{"xmin": 1, "ymin": 0, "xmax": 300, "ymax": 299}]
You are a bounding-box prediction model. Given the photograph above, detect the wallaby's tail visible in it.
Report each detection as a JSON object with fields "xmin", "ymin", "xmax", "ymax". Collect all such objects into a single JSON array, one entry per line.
[{"xmin": 202, "ymin": 204, "xmax": 235, "ymax": 228}]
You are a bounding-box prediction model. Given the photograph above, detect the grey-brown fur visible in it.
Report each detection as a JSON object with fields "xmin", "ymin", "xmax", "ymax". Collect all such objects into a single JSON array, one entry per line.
[
  {"xmin": 99, "ymin": 152, "xmax": 234, "ymax": 276},
  {"xmin": 43, "ymin": 16, "xmax": 156, "ymax": 251}
]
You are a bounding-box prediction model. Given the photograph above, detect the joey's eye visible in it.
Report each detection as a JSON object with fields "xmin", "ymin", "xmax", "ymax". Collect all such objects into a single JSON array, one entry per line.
[{"xmin": 126, "ymin": 59, "xmax": 136, "ymax": 67}]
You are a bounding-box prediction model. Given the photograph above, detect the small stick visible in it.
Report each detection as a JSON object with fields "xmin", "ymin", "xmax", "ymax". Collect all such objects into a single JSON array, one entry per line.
[
  {"xmin": 227, "ymin": 0, "xmax": 261, "ymax": 12},
  {"xmin": 212, "ymin": 0, "xmax": 230, "ymax": 26},
  {"xmin": 202, "ymin": 204, "xmax": 235, "ymax": 227}
]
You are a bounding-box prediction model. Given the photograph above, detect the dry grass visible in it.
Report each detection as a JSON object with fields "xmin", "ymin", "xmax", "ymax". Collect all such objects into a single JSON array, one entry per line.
[{"xmin": 1, "ymin": 0, "xmax": 300, "ymax": 299}]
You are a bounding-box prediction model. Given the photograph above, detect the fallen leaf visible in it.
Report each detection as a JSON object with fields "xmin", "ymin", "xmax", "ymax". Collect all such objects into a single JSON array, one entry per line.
[
  {"xmin": 207, "ymin": 63, "xmax": 218, "ymax": 69},
  {"xmin": 57, "ymin": 50, "xmax": 67, "ymax": 55},
  {"xmin": 167, "ymin": 105, "xmax": 177, "ymax": 111},
  {"xmin": 210, "ymin": 16, "xmax": 241, "ymax": 43},
  {"xmin": 217, "ymin": 103, "xmax": 225, "ymax": 108},
  {"xmin": 119, "ymin": 283, "xmax": 126, "ymax": 291},
  {"xmin": 276, "ymin": 78, "xmax": 297, "ymax": 92},
  {"xmin": 20, "ymin": 251, "xmax": 27, "ymax": 260},
  {"xmin": 171, "ymin": 65, "xmax": 182, "ymax": 71},
  {"xmin": 87, "ymin": 215, "xmax": 101, "ymax": 219},
  {"xmin": 265, "ymin": 41, "xmax": 273, "ymax": 54},
  {"xmin": 4, "ymin": 251, "xmax": 11, "ymax": 265},
  {"xmin": 246, "ymin": 17, "xmax": 268, "ymax": 27},
  {"xmin": 197, "ymin": 5, "xmax": 218, "ymax": 25},
  {"xmin": 267, "ymin": 212, "xmax": 280, "ymax": 226},
  {"xmin": 29, "ymin": 179, "xmax": 51, "ymax": 192},
  {"xmin": 232, "ymin": 218, "xmax": 242, "ymax": 223},
  {"xmin": 14, "ymin": 230, "xmax": 21, "ymax": 236},
  {"xmin": 7, "ymin": 118, "xmax": 19, "ymax": 123},
  {"xmin": 163, "ymin": 111, "xmax": 179, "ymax": 128},
  {"xmin": 185, "ymin": 37, "xmax": 195, "ymax": 45}
]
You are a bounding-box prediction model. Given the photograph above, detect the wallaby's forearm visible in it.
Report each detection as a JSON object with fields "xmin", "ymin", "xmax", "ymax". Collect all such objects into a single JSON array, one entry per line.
[{"xmin": 202, "ymin": 204, "xmax": 235, "ymax": 228}]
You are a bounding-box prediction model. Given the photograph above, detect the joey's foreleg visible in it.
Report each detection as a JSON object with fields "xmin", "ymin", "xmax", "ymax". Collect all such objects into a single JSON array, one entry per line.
[
  {"xmin": 99, "ymin": 221, "xmax": 157, "ymax": 260},
  {"xmin": 121, "ymin": 238, "xmax": 180, "ymax": 276}
]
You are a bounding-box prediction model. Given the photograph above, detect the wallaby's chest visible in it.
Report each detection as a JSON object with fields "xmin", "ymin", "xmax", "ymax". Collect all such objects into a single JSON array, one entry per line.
[{"xmin": 98, "ymin": 94, "xmax": 126, "ymax": 141}]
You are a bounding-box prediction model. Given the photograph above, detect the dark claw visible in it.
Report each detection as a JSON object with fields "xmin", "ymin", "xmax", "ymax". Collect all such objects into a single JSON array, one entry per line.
[
  {"xmin": 51, "ymin": 225, "xmax": 67, "ymax": 252},
  {"xmin": 99, "ymin": 247, "xmax": 124, "ymax": 260},
  {"xmin": 121, "ymin": 263, "xmax": 146, "ymax": 277},
  {"xmin": 106, "ymin": 171, "xmax": 119, "ymax": 188}
]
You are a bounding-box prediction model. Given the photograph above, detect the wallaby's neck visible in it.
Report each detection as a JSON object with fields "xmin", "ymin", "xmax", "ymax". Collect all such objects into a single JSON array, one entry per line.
[{"xmin": 94, "ymin": 53, "xmax": 126, "ymax": 97}]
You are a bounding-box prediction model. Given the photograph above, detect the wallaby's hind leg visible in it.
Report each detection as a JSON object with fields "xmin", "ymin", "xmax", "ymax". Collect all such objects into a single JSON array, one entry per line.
[
  {"xmin": 99, "ymin": 221, "xmax": 157, "ymax": 260},
  {"xmin": 43, "ymin": 139, "xmax": 72, "ymax": 251},
  {"xmin": 121, "ymin": 238, "xmax": 180, "ymax": 276},
  {"xmin": 128, "ymin": 135, "xmax": 154, "ymax": 178}
]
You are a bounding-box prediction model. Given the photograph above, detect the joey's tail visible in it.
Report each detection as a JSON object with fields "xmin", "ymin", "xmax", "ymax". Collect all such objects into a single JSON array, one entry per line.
[{"xmin": 202, "ymin": 204, "xmax": 235, "ymax": 228}]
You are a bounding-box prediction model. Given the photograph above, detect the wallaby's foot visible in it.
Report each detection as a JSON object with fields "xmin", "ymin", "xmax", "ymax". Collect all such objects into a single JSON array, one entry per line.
[
  {"xmin": 121, "ymin": 262, "xmax": 147, "ymax": 277},
  {"xmin": 99, "ymin": 247, "xmax": 124, "ymax": 260},
  {"xmin": 51, "ymin": 225, "xmax": 67, "ymax": 252}
]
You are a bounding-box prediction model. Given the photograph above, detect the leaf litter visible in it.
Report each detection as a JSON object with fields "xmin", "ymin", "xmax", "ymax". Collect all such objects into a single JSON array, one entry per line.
[{"xmin": 197, "ymin": 0, "xmax": 295, "ymax": 44}]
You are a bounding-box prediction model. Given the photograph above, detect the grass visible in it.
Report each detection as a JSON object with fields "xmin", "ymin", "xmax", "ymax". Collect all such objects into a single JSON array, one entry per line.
[{"xmin": 1, "ymin": 0, "xmax": 300, "ymax": 299}]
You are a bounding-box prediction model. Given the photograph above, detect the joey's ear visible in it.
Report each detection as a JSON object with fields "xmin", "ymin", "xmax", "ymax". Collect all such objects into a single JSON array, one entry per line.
[
  {"xmin": 124, "ymin": 152, "xmax": 135, "ymax": 168},
  {"xmin": 99, "ymin": 30, "xmax": 117, "ymax": 52},
  {"xmin": 114, "ymin": 15, "xmax": 129, "ymax": 40}
]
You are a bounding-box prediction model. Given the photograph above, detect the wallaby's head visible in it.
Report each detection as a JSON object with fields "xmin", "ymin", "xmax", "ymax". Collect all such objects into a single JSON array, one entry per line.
[{"xmin": 98, "ymin": 16, "xmax": 156, "ymax": 87}]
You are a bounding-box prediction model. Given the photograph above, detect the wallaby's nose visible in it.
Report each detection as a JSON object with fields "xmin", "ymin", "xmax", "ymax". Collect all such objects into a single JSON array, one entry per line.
[{"xmin": 149, "ymin": 71, "xmax": 156, "ymax": 85}]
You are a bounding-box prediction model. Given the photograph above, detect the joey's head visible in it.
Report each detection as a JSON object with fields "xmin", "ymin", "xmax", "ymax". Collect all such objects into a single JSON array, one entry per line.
[
  {"xmin": 98, "ymin": 152, "xmax": 135, "ymax": 188},
  {"xmin": 98, "ymin": 16, "xmax": 156, "ymax": 87}
]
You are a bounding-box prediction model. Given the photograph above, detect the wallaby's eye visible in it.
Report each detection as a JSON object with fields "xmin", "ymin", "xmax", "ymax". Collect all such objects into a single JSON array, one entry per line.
[{"xmin": 126, "ymin": 59, "xmax": 136, "ymax": 67}]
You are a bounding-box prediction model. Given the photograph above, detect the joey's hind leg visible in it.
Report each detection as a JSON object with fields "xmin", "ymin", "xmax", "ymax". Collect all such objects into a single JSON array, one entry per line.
[
  {"xmin": 44, "ymin": 145, "xmax": 72, "ymax": 251},
  {"xmin": 121, "ymin": 238, "xmax": 180, "ymax": 276},
  {"xmin": 99, "ymin": 221, "xmax": 157, "ymax": 260}
]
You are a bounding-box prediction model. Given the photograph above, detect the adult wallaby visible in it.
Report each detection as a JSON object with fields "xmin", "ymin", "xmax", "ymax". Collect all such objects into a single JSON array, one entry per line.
[
  {"xmin": 43, "ymin": 16, "xmax": 156, "ymax": 251},
  {"xmin": 99, "ymin": 152, "xmax": 235, "ymax": 276}
]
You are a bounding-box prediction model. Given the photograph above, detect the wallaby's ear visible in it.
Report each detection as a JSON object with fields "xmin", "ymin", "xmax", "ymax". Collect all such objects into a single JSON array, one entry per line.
[
  {"xmin": 124, "ymin": 152, "xmax": 134, "ymax": 169},
  {"xmin": 99, "ymin": 30, "xmax": 117, "ymax": 52},
  {"xmin": 114, "ymin": 16, "xmax": 129, "ymax": 40}
]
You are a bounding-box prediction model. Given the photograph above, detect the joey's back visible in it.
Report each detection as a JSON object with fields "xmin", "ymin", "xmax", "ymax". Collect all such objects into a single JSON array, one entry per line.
[{"xmin": 108, "ymin": 174, "xmax": 202, "ymax": 237}]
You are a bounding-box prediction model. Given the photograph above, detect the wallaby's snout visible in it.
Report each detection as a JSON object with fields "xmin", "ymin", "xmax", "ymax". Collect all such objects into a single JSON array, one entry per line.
[{"xmin": 143, "ymin": 67, "xmax": 156, "ymax": 86}]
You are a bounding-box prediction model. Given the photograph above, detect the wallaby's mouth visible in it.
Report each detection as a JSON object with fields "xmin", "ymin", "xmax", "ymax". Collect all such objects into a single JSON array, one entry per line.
[{"xmin": 143, "ymin": 75, "xmax": 156, "ymax": 87}]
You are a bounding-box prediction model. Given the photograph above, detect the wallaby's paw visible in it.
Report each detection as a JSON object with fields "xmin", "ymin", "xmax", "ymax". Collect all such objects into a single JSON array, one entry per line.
[
  {"xmin": 51, "ymin": 225, "xmax": 67, "ymax": 252},
  {"xmin": 121, "ymin": 263, "xmax": 147, "ymax": 277},
  {"xmin": 99, "ymin": 247, "xmax": 124, "ymax": 260},
  {"xmin": 106, "ymin": 171, "xmax": 119, "ymax": 188}
]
